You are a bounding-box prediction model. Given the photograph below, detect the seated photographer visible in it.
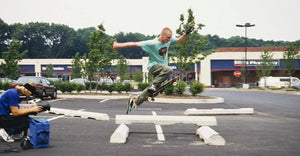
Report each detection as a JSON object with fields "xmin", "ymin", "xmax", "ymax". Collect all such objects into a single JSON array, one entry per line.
[{"xmin": 0, "ymin": 83, "xmax": 42, "ymax": 142}]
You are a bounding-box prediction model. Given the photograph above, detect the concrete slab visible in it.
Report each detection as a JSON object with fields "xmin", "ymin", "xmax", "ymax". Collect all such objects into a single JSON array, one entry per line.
[
  {"xmin": 184, "ymin": 108, "xmax": 254, "ymax": 115},
  {"xmin": 110, "ymin": 124, "xmax": 129, "ymax": 143},
  {"xmin": 196, "ymin": 126, "xmax": 225, "ymax": 146},
  {"xmin": 115, "ymin": 115, "xmax": 217, "ymax": 126}
]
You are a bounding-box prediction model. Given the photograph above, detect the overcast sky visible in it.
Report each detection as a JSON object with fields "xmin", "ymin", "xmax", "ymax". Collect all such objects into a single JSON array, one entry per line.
[{"xmin": 1, "ymin": 0, "xmax": 299, "ymax": 41}]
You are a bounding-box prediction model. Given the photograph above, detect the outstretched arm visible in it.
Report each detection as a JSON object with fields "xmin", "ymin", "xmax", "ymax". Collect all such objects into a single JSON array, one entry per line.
[
  {"xmin": 176, "ymin": 24, "xmax": 195, "ymax": 44},
  {"xmin": 113, "ymin": 41, "xmax": 141, "ymax": 50}
]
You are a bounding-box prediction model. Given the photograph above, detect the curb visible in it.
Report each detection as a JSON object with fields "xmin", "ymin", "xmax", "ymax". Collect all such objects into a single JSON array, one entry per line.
[{"xmin": 57, "ymin": 94, "xmax": 224, "ymax": 104}]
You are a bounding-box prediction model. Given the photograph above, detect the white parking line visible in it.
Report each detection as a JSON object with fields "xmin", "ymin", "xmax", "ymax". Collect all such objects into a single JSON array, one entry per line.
[
  {"xmin": 152, "ymin": 111, "xmax": 165, "ymax": 141},
  {"xmin": 99, "ymin": 99, "xmax": 109, "ymax": 103}
]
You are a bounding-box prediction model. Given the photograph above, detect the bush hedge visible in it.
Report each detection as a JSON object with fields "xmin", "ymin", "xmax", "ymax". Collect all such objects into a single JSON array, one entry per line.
[
  {"xmin": 189, "ymin": 81, "xmax": 205, "ymax": 96},
  {"xmin": 52, "ymin": 80, "xmax": 205, "ymax": 96}
]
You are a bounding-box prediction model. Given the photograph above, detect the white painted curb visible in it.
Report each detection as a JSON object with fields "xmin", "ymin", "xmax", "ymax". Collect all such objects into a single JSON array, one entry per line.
[
  {"xmin": 196, "ymin": 126, "xmax": 225, "ymax": 146},
  {"xmin": 110, "ymin": 124, "xmax": 129, "ymax": 143},
  {"xmin": 184, "ymin": 108, "xmax": 254, "ymax": 115},
  {"xmin": 153, "ymin": 96, "xmax": 224, "ymax": 104}
]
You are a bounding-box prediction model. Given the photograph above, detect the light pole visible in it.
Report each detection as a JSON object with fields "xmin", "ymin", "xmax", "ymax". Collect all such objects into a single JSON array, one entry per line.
[{"xmin": 236, "ymin": 23, "xmax": 255, "ymax": 84}]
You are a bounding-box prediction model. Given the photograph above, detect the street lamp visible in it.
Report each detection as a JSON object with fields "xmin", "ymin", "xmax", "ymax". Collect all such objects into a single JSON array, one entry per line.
[{"xmin": 236, "ymin": 23, "xmax": 255, "ymax": 84}]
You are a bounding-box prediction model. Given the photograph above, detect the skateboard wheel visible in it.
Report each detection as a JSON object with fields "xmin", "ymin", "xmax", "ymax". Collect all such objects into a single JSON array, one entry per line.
[
  {"xmin": 148, "ymin": 97, "xmax": 155, "ymax": 101},
  {"xmin": 173, "ymin": 82, "xmax": 178, "ymax": 86}
]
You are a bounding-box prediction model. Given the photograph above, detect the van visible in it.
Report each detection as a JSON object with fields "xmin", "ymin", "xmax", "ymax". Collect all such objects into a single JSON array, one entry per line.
[{"xmin": 259, "ymin": 76, "xmax": 300, "ymax": 88}]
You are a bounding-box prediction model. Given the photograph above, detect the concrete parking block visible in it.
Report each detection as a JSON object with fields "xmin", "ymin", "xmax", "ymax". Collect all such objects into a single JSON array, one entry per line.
[
  {"xmin": 110, "ymin": 124, "xmax": 129, "ymax": 144},
  {"xmin": 196, "ymin": 126, "xmax": 225, "ymax": 146},
  {"xmin": 115, "ymin": 115, "xmax": 217, "ymax": 126},
  {"xmin": 76, "ymin": 111, "xmax": 110, "ymax": 120},
  {"xmin": 184, "ymin": 108, "xmax": 254, "ymax": 115}
]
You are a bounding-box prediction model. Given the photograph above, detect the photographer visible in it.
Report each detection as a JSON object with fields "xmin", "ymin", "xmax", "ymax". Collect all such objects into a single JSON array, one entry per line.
[{"xmin": 0, "ymin": 83, "xmax": 42, "ymax": 142}]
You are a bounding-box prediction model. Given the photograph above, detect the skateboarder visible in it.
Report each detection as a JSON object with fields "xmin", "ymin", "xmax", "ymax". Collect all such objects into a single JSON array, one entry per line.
[{"xmin": 113, "ymin": 24, "xmax": 194, "ymax": 113}]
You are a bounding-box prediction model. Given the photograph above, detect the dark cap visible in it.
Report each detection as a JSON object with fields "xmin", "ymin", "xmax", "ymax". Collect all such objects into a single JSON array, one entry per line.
[{"xmin": 24, "ymin": 83, "xmax": 36, "ymax": 95}]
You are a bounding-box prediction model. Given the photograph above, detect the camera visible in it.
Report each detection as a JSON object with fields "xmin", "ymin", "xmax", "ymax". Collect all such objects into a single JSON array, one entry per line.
[
  {"xmin": 23, "ymin": 98, "xmax": 51, "ymax": 115},
  {"xmin": 38, "ymin": 103, "xmax": 51, "ymax": 112}
]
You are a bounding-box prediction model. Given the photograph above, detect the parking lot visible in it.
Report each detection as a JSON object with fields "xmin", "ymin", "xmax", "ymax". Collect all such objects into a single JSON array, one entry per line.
[{"xmin": 1, "ymin": 88, "xmax": 300, "ymax": 156}]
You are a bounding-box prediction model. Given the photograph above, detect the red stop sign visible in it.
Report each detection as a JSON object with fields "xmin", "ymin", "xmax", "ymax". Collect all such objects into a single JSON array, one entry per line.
[{"xmin": 234, "ymin": 71, "xmax": 241, "ymax": 77}]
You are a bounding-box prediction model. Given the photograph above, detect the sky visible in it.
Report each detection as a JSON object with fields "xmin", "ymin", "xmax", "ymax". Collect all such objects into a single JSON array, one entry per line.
[{"xmin": 1, "ymin": 0, "xmax": 299, "ymax": 41}]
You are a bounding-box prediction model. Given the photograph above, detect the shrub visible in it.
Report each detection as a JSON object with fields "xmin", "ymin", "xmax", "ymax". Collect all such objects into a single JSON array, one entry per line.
[
  {"xmin": 138, "ymin": 82, "xmax": 149, "ymax": 91},
  {"xmin": 174, "ymin": 81, "xmax": 187, "ymax": 95},
  {"xmin": 107, "ymin": 83, "xmax": 115, "ymax": 93},
  {"xmin": 114, "ymin": 82, "xmax": 124, "ymax": 93},
  {"xmin": 123, "ymin": 82, "xmax": 130, "ymax": 92},
  {"xmin": 57, "ymin": 81, "xmax": 75, "ymax": 93},
  {"xmin": 0, "ymin": 82, "xmax": 11, "ymax": 90},
  {"xmin": 75, "ymin": 84, "xmax": 85, "ymax": 93},
  {"xmin": 189, "ymin": 81, "xmax": 205, "ymax": 96},
  {"xmin": 97, "ymin": 82, "xmax": 107, "ymax": 91},
  {"xmin": 164, "ymin": 85, "xmax": 174, "ymax": 95}
]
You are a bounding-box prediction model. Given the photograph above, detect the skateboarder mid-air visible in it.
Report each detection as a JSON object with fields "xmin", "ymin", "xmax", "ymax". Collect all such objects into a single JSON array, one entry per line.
[{"xmin": 113, "ymin": 24, "xmax": 194, "ymax": 113}]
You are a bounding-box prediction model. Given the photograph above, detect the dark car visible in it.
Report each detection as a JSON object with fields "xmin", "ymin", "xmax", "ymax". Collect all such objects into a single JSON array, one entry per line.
[{"xmin": 10, "ymin": 76, "xmax": 57, "ymax": 99}]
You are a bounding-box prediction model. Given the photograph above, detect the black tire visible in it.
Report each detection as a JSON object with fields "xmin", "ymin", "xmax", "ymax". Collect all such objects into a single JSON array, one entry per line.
[
  {"xmin": 20, "ymin": 137, "xmax": 31, "ymax": 150},
  {"xmin": 51, "ymin": 90, "xmax": 57, "ymax": 99}
]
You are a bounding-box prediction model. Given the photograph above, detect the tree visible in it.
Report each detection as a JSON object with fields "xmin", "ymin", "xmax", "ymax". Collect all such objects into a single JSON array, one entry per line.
[
  {"xmin": 71, "ymin": 52, "xmax": 83, "ymax": 79},
  {"xmin": 171, "ymin": 8, "xmax": 213, "ymax": 80},
  {"xmin": 255, "ymin": 49, "xmax": 275, "ymax": 87},
  {"xmin": 0, "ymin": 39, "xmax": 27, "ymax": 79},
  {"xmin": 46, "ymin": 64, "xmax": 54, "ymax": 77},
  {"xmin": 132, "ymin": 69, "xmax": 143, "ymax": 82},
  {"xmin": 83, "ymin": 24, "xmax": 117, "ymax": 90},
  {"xmin": 282, "ymin": 42, "xmax": 300, "ymax": 87},
  {"xmin": 71, "ymin": 27, "xmax": 96, "ymax": 56},
  {"xmin": 115, "ymin": 55, "xmax": 129, "ymax": 81},
  {"xmin": 0, "ymin": 18, "xmax": 11, "ymax": 57}
]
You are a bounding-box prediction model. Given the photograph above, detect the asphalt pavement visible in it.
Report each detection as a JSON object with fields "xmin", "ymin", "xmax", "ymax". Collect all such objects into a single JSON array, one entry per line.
[{"xmin": 1, "ymin": 88, "xmax": 300, "ymax": 156}]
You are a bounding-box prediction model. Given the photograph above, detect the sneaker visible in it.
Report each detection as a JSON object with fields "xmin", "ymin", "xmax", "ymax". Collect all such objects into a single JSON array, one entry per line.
[
  {"xmin": 147, "ymin": 85, "xmax": 157, "ymax": 93},
  {"xmin": 0, "ymin": 128, "xmax": 14, "ymax": 143},
  {"xmin": 126, "ymin": 97, "xmax": 137, "ymax": 114}
]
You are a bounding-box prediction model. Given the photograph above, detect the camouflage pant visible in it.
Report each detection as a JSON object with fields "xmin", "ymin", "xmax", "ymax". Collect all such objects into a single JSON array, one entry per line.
[{"xmin": 135, "ymin": 64, "xmax": 172, "ymax": 106}]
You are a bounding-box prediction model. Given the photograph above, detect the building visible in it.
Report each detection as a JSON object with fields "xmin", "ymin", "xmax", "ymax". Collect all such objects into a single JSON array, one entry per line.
[{"xmin": 0, "ymin": 47, "xmax": 299, "ymax": 87}]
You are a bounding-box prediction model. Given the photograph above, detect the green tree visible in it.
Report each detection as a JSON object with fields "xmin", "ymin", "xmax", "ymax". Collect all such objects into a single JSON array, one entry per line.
[
  {"xmin": 282, "ymin": 42, "xmax": 300, "ymax": 77},
  {"xmin": 83, "ymin": 24, "xmax": 117, "ymax": 90},
  {"xmin": 72, "ymin": 27, "xmax": 96, "ymax": 56},
  {"xmin": 282, "ymin": 42, "xmax": 300, "ymax": 87},
  {"xmin": 115, "ymin": 55, "xmax": 129, "ymax": 81},
  {"xmin": 0, "ymin": 40, "xmax": 27, "ymax": 79},
  {"xmin": 71, "ymin": 52, "xmax": 83, "ymax": 79},
  {"xmin": 255, "ymin": 49, "xmax": 276, "ymax": 87},
  {"xmin": 131, "ymin": 69, "xmax": 143, "ymax": 82},
  {"xmin": 171, "ymin": 8, "xmax": 213, "ymax": 80},
  {"xmin": 0, "ymin": 18, "xmax": 11, "ymax": 56},
  {"xmin": 46, "ymin": 64, "xmax": 54, "ymax": 77}
]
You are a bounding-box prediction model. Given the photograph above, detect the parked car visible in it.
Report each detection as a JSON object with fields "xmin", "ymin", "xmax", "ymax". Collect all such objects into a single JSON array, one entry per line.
[
  {"xmin": 10, "ymin": 76, "xmax": 57, "ymax": 99},
  {"xmin": 292, "ymin": 81, "xmax": 300, "ymax": 89}
]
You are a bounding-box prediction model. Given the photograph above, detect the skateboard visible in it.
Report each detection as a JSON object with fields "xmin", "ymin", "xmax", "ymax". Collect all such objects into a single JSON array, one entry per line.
[
  {"xmin": 126, "ymin": 76, "xmax": 179, "ymax": 114},
  {"xmin": 147, "ymin": 76, "xmax": 179, "ymax": 102}
]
